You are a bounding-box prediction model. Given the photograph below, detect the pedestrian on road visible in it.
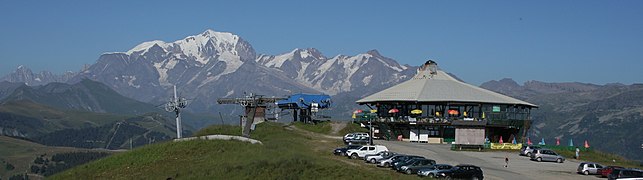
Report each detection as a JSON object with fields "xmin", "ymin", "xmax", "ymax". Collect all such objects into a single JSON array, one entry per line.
[
  {"xmin": 575, "ymin": 147, "xmax": 580, "ymax": 160},
  {"xmin": 505, "ymin": 155, "xmax": 509, "ymax": 167}
]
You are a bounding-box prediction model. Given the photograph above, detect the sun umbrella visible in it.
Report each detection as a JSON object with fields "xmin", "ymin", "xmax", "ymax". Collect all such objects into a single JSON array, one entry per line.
[
  {"xmin": 512, "ymin": 137, "xmax": 517, "ymax": 144},
  {"xmin": 370, "ymin": 109, "xmax": 377, "ymax": 113},
  {"xmin": 448, "ymin": 109, "xmax": 459, "ymax": 115},
  {"xmin": 556, "ymin": 138, "xmax": 560, "ymax": 146},
  {"xmin": 527, "ymin": 137, "xmax": 532, "ymax": 145},
  {"xmin": 584, "ymin": 140, "xmax": 590, "ymax": 148},
  {"xmin": 411, "ymin": 109, "xmax": 422, "ymax": 114},
  {"xmin": 353, "ymin": 109, "xmax": 363, "ymax": 114},
  {"xmin": 499, "ymin": 136, "xmax": 504, "ymax": 144},
  {"xmin": 388, "ymin": 108, "xmax": 399, "ymax": 113},
  {"xmin": 569, "ymin": 139, "xmax": 574, "ymax": 147},
  {"xmin": 539, "ymin": 138, "xmax": 545, "ymax": 145}
]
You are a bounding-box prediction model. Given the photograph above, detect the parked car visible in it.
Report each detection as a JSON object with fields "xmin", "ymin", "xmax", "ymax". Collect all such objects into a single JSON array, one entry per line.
[
  {"xmin": 333, "ymin": 144, "xmax": 362, "ymax": 156},
  {"xmin": 345, "ymin": 145, "xmax": 388, "ymax": 159},
  {"xmin": 346, "ymin": 135, "xmax": 370, "ymax": 145},
  {"xmin": 364, "ymin": 151, "xmax": 395, "ymax": 164},
  {"xmin": 530, "ymin": 149, "xmax": 565, "ymax": 163},
  {"xmin": 520, "ymin": 145, "xmax": 541, "ymax": 157},
  {"xmin": 608, "ymin": 168, "xmax": 643, "ymax": 180},
  {"xmin": 343, "ymin": 132, "xmax": 369, "ymax": 142},
  {"xmin": 391, "ymin": 155, "xmax": 424, "ymax": 168},
  {"xmin": 399, "ymin": 159, "xmax": 437, "ymax": 174},
  {"xmin": 577, "ymin": 162, "xmax": 604, "ymax": 175},
  {"xmin": 393, "ymin": 158, "xmax": 429, "ymax": 171},
  {"xmin": 437, "ymin": 164, "xmax": 484, "ymax": 180},
  {"xmin": 377, "ymin": 154, "xmax": 406, "ymax": 168},
  {"xmin": 599, "ymin": 166, "xmax": 624, "ymax": 178},
  {"xmin": 417, "ymin": 164, "xmax": 454, "ymax": 178}
]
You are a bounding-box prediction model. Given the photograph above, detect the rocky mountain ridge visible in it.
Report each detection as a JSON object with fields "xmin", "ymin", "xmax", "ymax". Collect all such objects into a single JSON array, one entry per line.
[
  {"xmin": 481, "ymin": 78, "xmax": 643, "ymax": 162},
  {"xmin": 60, "ymin": 29, "xmax": 416, "ymax": 116}
]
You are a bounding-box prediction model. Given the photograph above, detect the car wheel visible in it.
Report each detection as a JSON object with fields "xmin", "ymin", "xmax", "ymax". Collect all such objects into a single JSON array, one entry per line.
[
  {"xmin": 526, "ymin": 152, "xmax": 531, "ymax": 157},
  {"xmin": 351, "ymin": 153, "xmax": 359, "ymax": 159},
  {"xmin": 340, "ymin": 152, "xmax": 345, "ymax": 156},
  {"xmin": 406, "ymin": 169, "xmax": 412, "ymax": 174},
  {"xmin": 472, "ymin": 176, "xmax": 479, "ymax": 180},
  {"xmin": 428, "ymin": 173, "xmax": 435, "ymax": 178},
  {"xmin": 384, "ymin": 162, "xmax": 390, "ymax": 168},
  {"xmin": 445, "ymin": 176, "xmax": 453, "ymax": 180},
  {"xmin": 537, "ymin": 157, "xmax": 542, "ymax": 162},
  {"xmin": 557, "ymin": 158, "xmax": 563, "ymax": 163},
  {"xmin": 583, "ymin": 170, "xmax": 589, "ymax": 175},
  {"xmin": 370, "ymin": 159, "xmax": 376, "ymax": 164}
]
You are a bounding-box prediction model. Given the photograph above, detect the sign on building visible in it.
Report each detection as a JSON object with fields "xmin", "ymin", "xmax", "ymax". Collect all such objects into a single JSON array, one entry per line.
[{"xmin": 455, "ymin": 128, "xmax": 485, "ymax": 145}]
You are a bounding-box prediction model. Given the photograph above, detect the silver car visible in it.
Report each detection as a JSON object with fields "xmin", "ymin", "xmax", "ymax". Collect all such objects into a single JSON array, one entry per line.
[
  {"xmin": 530, "ymin": 149, "xmax": 565, "ymax": 163},
  {"xmin": 377, "ymin": 154, "xmax": 405, "ymax": 167},
  {"xmin": 365, "ymin": 151, "xmax": 395, "ymax": 164},
  {"xmin": 520, "ymin": 145, "xmax": 541, "ymax": 157},
  {"xmin": 417, "ymin": 164, "xmax": 453, "ymax": 178},
  {"xmin": 577, "ymin": 162, "xmax": 604, "ymax": 175}
]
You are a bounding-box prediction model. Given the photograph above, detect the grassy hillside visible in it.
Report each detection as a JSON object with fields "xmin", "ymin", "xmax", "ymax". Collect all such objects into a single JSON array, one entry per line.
[
  {"xmin": 0, "ymin": 136, "xmax": 113, "ymax": 179},
  {"xmin": 0, "ymin": 100, "xmax": 128, "ymax": 137},
  {"xmin": 292, "ymin": 121, "xmax": 332, "ymax": 134},
  {"xmin": 0, "ymin": 100, "xmax": 186, "ymax": 150},
  {"xmin": 51, "ymin": 122, "xmax": 420, "ymax": 179},
  {"xmin": 1, "ymin": 79, "xmax": 158, "ymax": 115}
]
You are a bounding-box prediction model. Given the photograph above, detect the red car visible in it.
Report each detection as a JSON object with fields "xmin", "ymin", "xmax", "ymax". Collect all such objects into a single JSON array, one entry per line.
[{"xmin": 599, "ymin": 166, "xmax": 624, "ymax": 178}]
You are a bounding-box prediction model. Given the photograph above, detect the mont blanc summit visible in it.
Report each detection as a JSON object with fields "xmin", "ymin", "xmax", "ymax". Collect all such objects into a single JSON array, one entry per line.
[{"xmin": 66, "ymin": 29, "xmax": 414, "ymax": 114}]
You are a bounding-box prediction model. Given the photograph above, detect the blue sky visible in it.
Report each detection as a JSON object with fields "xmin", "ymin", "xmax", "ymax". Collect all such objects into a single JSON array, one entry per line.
[{"xmin": 1, "ymin": 1, "xmax": 642, "ymax": 85}]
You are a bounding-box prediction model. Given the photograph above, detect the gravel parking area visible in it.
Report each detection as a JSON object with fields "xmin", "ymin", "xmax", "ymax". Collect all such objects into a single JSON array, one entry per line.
[{"xmin": 376, "ymin": 140, "xmax": 602, "ymax": 180}]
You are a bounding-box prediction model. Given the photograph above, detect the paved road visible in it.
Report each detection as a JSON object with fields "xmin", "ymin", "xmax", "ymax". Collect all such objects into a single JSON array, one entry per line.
[{"xmin": 376, "ymin": 140, "xmax": 601, "ymax": 180}]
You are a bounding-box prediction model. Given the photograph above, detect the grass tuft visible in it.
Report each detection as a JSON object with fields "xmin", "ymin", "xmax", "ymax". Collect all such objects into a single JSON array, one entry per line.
[{"xmin": 291, "ymin": 121, "xmax": 332, "ymax": 134}]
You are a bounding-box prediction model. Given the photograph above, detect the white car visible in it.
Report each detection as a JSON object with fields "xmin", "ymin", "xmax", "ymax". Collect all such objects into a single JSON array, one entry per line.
[
  {"xmin": 343, "ymin": 132, "xmax": 369, "ymax": 142},
  {"xmin": 346, "ymin": 145, "xmax": 388, "ymax": 159}
]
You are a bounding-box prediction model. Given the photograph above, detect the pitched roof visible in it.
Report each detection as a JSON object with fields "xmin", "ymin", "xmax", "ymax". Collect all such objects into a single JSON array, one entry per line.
[{"xmin": 356, "ymin": 68, "xmax": 537, "ymax": 107}]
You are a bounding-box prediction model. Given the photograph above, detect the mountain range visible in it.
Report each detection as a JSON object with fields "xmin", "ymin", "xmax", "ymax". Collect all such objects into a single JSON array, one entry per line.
[
  {"xmin": 1, "ymin": 29, "xmax": 415, "ymax": 119},
  {"xmin": 0, "ymin": 79, "xmax": 191, "ymax": 150},
  {"xmin": 1, "ymin": 29, "xmax": 641, "ymax": 162},
  {"xmin": 481, "ymin": 79, "xmax": 643, "ymax": 162},
  {"xmin": 0, "ymin": 65, "xmax": 75, "ymax": 86}
]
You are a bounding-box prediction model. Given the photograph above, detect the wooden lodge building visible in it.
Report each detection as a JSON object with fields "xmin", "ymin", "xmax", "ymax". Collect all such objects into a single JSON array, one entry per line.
[{"xmin": 355, "ymin": 60, "xmax": 537, "ymax": 146}]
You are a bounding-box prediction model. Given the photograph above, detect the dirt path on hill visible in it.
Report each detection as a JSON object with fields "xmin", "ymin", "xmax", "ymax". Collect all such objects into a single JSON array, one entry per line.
[{"xmin": 330, "ymin": 121, "xmax": 347, "ymax": 135}]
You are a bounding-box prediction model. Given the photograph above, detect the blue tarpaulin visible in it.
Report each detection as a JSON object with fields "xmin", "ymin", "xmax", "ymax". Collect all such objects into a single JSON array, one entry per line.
[{"xmin": 277, "ymin": 94, "xmax": 331, "ymax": 109}]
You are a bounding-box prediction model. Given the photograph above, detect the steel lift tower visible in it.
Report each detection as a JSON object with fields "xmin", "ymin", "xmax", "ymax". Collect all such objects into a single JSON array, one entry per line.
[
  {"xmin": 165, "ymin": 86, "xmax": 188, "ymax": 139},
  {"xmin": 217, "ymin": 93, "xmax": 286, "ymax": 137}
]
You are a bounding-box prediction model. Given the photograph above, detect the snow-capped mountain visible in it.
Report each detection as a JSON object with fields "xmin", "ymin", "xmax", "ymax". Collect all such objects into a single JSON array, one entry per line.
[
  {"xmin": 0, "ymin": 66, "xmax": 76, "ymax": 86},
  {"xmin": 69, "ymin": 29, "xmax": 322, "ymax": 114},
  {"xmin": 70, "ymin": 30, "xmax": 259, "ymax": 102},
  {"xmin": 256, "ymin": 48, "xmax": 413, "ymax": 95},
  {"xmin": 0, "ymin": 29, "xmax": 416, "ymax": 121}
]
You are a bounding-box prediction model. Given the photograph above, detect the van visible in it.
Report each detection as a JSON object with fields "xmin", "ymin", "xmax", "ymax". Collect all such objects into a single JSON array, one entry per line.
[{"xmin": 346, "ymin": 145, "xmax": 388, "ymax": 159}]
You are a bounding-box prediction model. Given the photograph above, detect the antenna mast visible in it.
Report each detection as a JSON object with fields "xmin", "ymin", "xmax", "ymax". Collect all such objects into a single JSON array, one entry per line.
[{"xmin": 165, "ymin": 85, "xmax": 188, "ymax": 139}]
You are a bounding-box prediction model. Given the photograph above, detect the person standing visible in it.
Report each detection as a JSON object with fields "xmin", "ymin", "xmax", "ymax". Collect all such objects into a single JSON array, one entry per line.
[{"xmin": 575, "ymin": 147, "xmax": 580, "ymax": 160}]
